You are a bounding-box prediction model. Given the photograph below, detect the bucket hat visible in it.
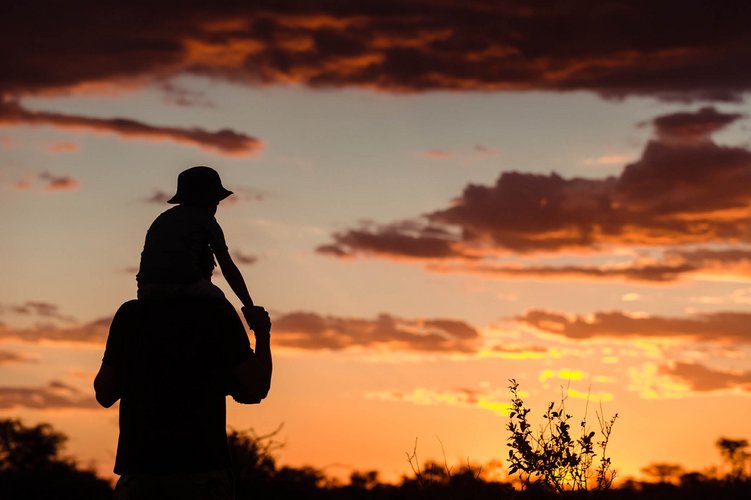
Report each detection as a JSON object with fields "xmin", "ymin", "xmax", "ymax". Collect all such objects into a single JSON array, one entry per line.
[{"xmin": 167, "ymin": 166, "xmax": 233, "ymax": 204}]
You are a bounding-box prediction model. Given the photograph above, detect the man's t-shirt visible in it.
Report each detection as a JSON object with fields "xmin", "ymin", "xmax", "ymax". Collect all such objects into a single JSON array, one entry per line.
[
  {"xmin": 103, "ymin": 298, "xmax": 253, "ymax": 475},
  {"xmin": 137, "ymin": 205, "xmax": 228, "ymax": 285}
]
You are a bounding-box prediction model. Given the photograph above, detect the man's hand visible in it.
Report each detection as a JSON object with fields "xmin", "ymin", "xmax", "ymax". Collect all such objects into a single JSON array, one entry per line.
[
  {"xmin": 232, "ymin": 305, "xmax": 273, "ymax": 404},
  {"xmin": 242, "ymin": 305, "xmax": 271, "ymax": 337}
]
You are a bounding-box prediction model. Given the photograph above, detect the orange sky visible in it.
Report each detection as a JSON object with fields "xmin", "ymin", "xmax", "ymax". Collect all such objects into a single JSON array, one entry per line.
[{"xmin": 2, "ymin": 1, "xmax": 751, "ymax": 485}]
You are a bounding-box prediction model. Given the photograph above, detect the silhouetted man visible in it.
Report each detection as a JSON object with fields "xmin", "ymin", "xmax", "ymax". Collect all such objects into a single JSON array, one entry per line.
[{"xmin": 94, "ymin": 299, "xmax": 271, "ymax": 500}]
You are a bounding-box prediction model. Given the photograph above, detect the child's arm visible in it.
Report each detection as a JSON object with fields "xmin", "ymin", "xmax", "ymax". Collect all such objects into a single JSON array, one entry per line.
[{"xmin": 215, "ymin": 249, "xmax": 254, "ymax": 308}]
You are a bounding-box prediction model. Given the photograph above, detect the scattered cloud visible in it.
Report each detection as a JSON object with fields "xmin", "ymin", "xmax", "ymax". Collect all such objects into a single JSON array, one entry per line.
[
  {"xmin": 14, "ymin": 177, "xmax": 33, "ymax": 190},
  {"xmin": 0, "ymin": 350, "xmax": 36, "ymax": 365},
  {"xmin": 4, "ymin": 3, "xmax": 751, "ymax": 101},
  {"xmin": 622, "ymin": 293, "xmax": 642, "ymax": 302},
  {"xmin": 583, "ymin": 154, "xmax": 632, "ymax": 166},
  {"xmin": 0, "ymin": 301, "xmax": 77, "ymax": 322},
  {"xmin": 517, "ymin": 308, "xmax": 751, "ymax": 345},
  {"xmin": 484, "ymin": 343, "xmax": 553, "ymax": 360},
  {"xmin": 539, "ymin": 368, "xmax": 585, "ymax": 382},
  {"xmin": 475, "ymin": 145, "xmax": 499, "ymax": 156},
  {"xmin": 233, "ymin": 251, "xmax": 258, "ymax": 265},
  {"xmin": 661, "ymin": 361, "xmax": 751, "ymax": 393},
  {"xmin": 273, "ymin": 311, "xmax": 480, "ymax": 353},
  {"xmin": 0, "ymin": 380, "xmax": 98, "ymax": 410},
  {"xmin": 143, "ymin": 190, "xmax": 172, "ymax": 204},
  {"xmin": 367, "ymin": 386, "xmax": 512, "ymax": 416},
  {"xmin": 47, "ymin": 141, "xmax": 80, "ymax": 153},
  {"xmin": 144, "ymin": 185, "xmax": 265, "ymax": 205},
  {"xmin": 39, "ymin": 172, "xmax": 80, "ymax": 191},
  {"xmin": 222, "ymin": 186, "xmax": 266, "ymax": 205},
  {"xmin": 0, "ymin": 100, "xmax": 263, "ymax": 156},
  {"xmin": 12, "ymin": 173, "xmax": 80, "ymax": 192},
  {"xmin": 0, "ymin": 317, "xmax": 110, "ymax": 345},
  {"xmin": 160, "ymin": 81, "xmax": 214, "ymax": 107},
  {"xmin": 630, "ymin": 361, "xmax": 751, "ymax": 399},
  {"xmin": 423, "ymin": 149, "xmax": 452, "ymax": 159}
]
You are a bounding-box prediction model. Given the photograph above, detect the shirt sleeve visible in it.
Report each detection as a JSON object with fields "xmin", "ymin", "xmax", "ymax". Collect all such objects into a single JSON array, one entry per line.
[{"xmin": 103, "ymin": 300, "xmax": 139, "ymax": 367}]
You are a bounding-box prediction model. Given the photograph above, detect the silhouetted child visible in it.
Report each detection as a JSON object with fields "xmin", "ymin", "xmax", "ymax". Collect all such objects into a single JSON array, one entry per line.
[{"xmin": 136, "ymin": 166, "xmax": 255, "ymax": 310}]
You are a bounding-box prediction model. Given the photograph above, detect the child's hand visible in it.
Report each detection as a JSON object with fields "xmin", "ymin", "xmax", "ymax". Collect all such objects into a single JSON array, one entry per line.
[{"xmin": 242, "ymin": 305, "xmax": 271, "ymax": 337}]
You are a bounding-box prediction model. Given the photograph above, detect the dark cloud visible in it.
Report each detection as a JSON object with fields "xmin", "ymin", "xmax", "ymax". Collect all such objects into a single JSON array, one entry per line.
[
  {"xmin": 652, "ymin": 107, "xmax": 746, "ymax": 143},
  {"xmin": 318, "ymin": 220, "xmax": 469, "ymax": 260},
  {"xmin": 0, "ymin": 100, "xmax": 262, "ymax": 156},
  {"xmin": 319, "ymin": 107, "xmax": 751, "ymax": 263},
  {"xmin": 660, "ymin": 362, "xmax": 751, "ymax": 392},
  {"xmin": 517, "ymin": 309, "xmax": 751, "ymax": 344},
  {"xmin": 2, "ymin": 2, "xmax": 751, "ymax": 100},
  {"xmin": 273, "ymin": 311, "xmax": 480, "ymax": 353},
  {"xmin": 0, "ymin": 380, "xmax": 98, "ymax": 410}
]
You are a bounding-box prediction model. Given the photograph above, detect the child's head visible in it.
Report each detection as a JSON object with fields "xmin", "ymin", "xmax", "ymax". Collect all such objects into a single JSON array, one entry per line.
[{"xmin": 167, "ymin": 166, "xmax": 233, "ymax": 210}]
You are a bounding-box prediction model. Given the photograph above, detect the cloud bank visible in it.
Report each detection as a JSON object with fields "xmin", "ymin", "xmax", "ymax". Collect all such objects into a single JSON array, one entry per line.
[
  {"xmin": 0, "ymin": 318, "xmax": 110, "ymax": 345},
  {"xmin": 273, "ymin": 311, "xmax": 480, "ymax": 353},
  {"xmin": 517, "ymin": 308, "xmax": 751, "ymax": 344}
]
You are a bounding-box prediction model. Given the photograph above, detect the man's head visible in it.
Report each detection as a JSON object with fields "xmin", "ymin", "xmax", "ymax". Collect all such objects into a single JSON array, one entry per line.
[{"xmin": 168, "ymin": 166, "xmax": 233, "ymax": 207}]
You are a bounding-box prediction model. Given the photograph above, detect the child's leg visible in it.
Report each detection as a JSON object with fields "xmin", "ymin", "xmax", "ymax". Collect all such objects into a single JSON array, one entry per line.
[
  {"xmin": 137, "ymin": 280, "xmax": 224, "ymax": 300},
  {"xmin": 137, "ymin": 283, "xmax": 184, "ymax": 300},
  {"xmin": 182, "ymin": 279, "xmax": 225, "ymax": 299}
]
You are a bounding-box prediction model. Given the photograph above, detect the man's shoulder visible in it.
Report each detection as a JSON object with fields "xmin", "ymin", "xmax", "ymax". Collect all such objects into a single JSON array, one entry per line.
[
  {"xmin": 114, "ymin": 299, "xmax": 141, "ymax": 318},
  {"xmin": 112, "ymin": 299, "xmax": 241, "ymax": 333}
]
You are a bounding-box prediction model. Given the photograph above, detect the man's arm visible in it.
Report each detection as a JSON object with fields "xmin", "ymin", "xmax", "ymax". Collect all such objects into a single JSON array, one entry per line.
[
  {"xmin": 94, "ymin": 362, "xmax": 120, "ymax": 408},
  {"xmin": 93, "ymin": 300, "xmax": 135, "ymax": 408},
  {"xmin": 229, "ymin": 306, "xmax": 272, "ymax": 404},
  {"xmin": 215, "ymin": 249, "xmax": 254, "ymax": 309}
]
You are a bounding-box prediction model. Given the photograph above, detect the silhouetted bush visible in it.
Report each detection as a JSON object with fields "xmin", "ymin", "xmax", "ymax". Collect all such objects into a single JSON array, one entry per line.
[{"xmin": 506, "ymin": 379, "xmax": 618, "ymax": 493}]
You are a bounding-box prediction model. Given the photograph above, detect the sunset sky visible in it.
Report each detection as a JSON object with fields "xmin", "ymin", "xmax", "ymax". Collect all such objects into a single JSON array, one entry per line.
[{"xmin": 2, "ymin": 1, "xmax": 751, "ymax": 483}]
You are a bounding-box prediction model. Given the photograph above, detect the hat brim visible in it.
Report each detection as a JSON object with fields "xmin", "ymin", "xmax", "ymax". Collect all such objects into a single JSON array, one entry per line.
[{"xmin": 167, "ymin": 188, "xmax": 233, "ymax": 204}]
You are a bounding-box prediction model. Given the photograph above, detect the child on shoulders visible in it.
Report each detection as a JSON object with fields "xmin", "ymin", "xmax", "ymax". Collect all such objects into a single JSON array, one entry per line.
[{"xmin": 136, "ymin": 166, "xmax": 255, "ymax": 311}]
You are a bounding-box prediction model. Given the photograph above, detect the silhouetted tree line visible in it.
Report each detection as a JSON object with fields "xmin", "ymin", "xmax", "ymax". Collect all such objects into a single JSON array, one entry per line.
[
  {"xmin": 0, "ymin": 419, "xmax": 112, "ymax": 499},
  {"xmin": 1, "ymin": 418, "xmax": 750, "ymax": 499}
]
